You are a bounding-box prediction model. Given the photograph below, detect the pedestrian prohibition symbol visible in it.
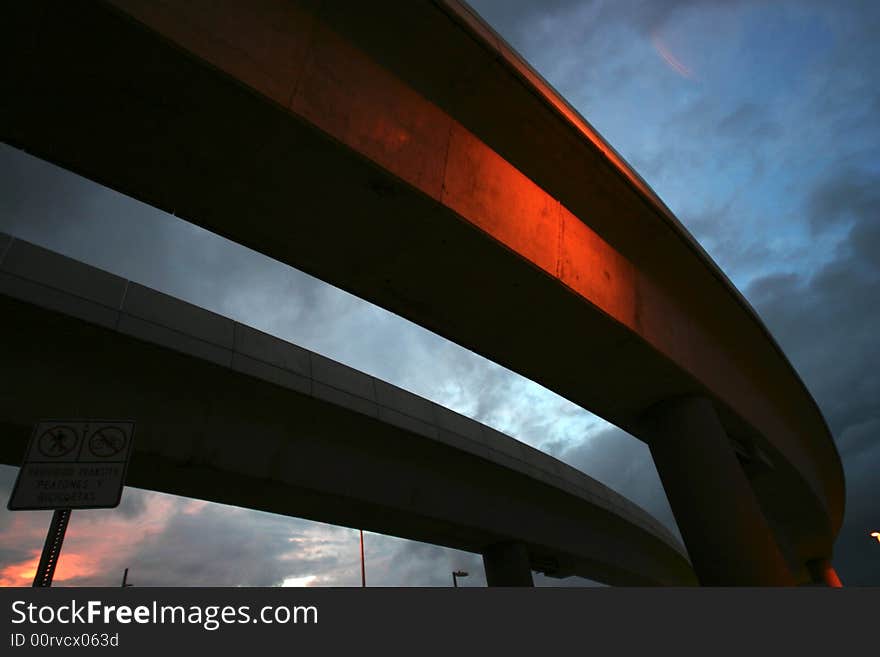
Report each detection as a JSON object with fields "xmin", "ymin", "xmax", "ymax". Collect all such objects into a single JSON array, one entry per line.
[{"xmin": 8, "ymin": 420, "xmax": 135, "ymax": 510}]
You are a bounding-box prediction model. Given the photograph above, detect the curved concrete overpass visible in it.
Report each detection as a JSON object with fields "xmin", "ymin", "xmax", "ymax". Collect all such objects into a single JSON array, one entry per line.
[
  {"xmin": 1, "ymin": 0, "xmax": 843, "ymax": 584},
  {"xmin": 0, "ymin": 235, "xmax": 696, "ymax": 586}
]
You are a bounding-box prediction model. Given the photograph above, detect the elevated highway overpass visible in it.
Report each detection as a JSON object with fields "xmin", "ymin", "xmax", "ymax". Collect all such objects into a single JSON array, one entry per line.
[
  {"xmin": 1, "ymin": 0, "xmax": 844, "ymax": 585},
  {"xmin": 0, "ymin": 234, "xmax": 696, "ymax": 586}
]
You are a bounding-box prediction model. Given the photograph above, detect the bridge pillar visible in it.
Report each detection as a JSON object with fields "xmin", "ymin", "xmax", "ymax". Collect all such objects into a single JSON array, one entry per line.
[
  {"xmin": 483, "ymin": 541, "xmax": 534, "ymax": 586},
  {"xmin": 806, "ymin": 558, "xmax": 843, "ymax": 587},
  {"xmin": 643, "ymin": 396, "xmax": 794, "ymax": 586}
]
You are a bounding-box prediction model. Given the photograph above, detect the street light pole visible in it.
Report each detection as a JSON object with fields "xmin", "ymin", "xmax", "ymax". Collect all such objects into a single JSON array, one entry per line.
[{"xmin": 452, "ymin": 570, "xmax": 468, "ymax": 587}]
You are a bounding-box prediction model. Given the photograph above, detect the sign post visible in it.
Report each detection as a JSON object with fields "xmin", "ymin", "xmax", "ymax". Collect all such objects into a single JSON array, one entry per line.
[
  {"xmin": 7, "ymin": 420, "xmax": 135, "ymax": 587},
  {"xmin": 32, "ymin": 509, "xmax": 72, "ymax": 587}
]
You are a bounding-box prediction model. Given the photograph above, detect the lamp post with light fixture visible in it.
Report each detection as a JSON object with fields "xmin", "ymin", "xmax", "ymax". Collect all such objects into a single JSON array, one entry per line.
[{"xmin": 452, "ymin": 570, "xmax": 468, "ymax": 587}]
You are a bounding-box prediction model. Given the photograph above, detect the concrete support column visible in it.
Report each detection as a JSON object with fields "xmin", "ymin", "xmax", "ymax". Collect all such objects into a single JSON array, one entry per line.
[
  {"xmin": 483, "ymin": 541, "xmax": 534, "ymax": 586},
  {"xmin": 806, "ymin": 558, "xmax": 843, "ymax": 587},
  {"xmin": 643, "ymin": 396, "xmax": 794, "ymax": 586}
]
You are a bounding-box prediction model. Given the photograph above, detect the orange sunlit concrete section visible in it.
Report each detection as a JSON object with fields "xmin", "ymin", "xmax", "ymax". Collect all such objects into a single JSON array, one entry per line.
[
  {"xmin": 440, "ymin": 127, "xmax": 638, "ymax": 327},
  {"xmin": 2, "ymin": 1, "xmax": 844, "ymax": 586},
  {"xmin": 104, "ymin": 0, "xmax": 639, "ymax": 330},
  {"xmin": 273, "ymin": 3, "xmax": 640, "ymax": 329},
  {"xmin": 806, "ymin": 559, "xmax": 843, "ymax": 588}
]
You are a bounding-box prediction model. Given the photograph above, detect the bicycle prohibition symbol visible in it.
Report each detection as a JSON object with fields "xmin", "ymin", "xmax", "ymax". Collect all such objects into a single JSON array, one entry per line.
[{"xmin": 88, "ymin": 426, "xmax": 127, "ymax": 458}]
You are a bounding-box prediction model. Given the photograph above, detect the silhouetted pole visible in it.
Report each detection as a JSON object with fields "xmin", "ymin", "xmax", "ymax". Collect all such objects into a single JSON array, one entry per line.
[
  {"xmin": 121, "ymin": 568, "xmax": 133, "ymax": 587},
  {"xmin": 452, "ymin": 570, "xmax": 468, "ymax": 587},
  {"xmin": 33, "ymin": 509, "xmax": 71, "ymax": 587},
  {"xmin": 360, "ymin": 530, "xmax": 366, "ymax": 587}
]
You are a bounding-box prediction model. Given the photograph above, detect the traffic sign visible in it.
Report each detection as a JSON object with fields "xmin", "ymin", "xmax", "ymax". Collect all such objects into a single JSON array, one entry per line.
[{"xmin": 8, "ymin": 420, "xmax": 135, "ymax": 510}]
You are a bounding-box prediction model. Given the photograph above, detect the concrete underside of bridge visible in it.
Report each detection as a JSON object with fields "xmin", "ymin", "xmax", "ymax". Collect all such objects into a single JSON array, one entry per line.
[
  {"xmin": 1, "ymin": 1, "xmax": 844, "ymax": 584},
  {"xmin": 0, "ymin": 236, "xmax": 695, "ymax": 586}
]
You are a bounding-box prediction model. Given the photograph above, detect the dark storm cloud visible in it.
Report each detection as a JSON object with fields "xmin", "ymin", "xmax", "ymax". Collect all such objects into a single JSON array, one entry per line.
[
  {"xmin": 835, "ymin": 443, "xmax": 880, "ymax": 583},
  {"xmin": 681, "ymin": 200, "xmax": 776, "ymax": 277},
  {"xmin": 807, "ymin": 171, "xmax": 880, "ymax": 237},
  {"xmin": 558, "ymin": 427, "xmax": 680, "ymax": 543},
  {"xmin": 745, "ymin": 166, "xmax": 880, "ymax": 584},
  {"xmin": 748, "ymin": 173, "xmax": 880, "ymax": 449}
]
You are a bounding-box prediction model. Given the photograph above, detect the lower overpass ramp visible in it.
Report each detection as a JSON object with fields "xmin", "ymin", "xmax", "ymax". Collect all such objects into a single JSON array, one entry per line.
[{"xmin": 0, "ymin": 233, "xmax": 696, "ymax": 586}]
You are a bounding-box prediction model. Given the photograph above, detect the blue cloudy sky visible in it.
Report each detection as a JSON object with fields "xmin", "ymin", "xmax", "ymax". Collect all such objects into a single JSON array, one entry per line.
[{"xmin": 1, "ymin": 0, "xmax": 877, "ymax": 586}]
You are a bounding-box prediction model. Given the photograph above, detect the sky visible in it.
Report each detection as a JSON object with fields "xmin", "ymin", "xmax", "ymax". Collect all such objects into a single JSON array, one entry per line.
[{"xmin": 1, "ymin": 0, "xmax": 878, "ymax": 586}]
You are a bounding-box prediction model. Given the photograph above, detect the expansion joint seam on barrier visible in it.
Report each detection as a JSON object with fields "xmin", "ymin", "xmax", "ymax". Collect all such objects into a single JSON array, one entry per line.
[
  {"xmin": 115, "ymin": 280, "xmax": 131, "ymax": 330},
  {"xmin": 287, "ymin": 0, "xmax": 324, "ymax": 111},
  {"xmin": 0, "ymin": 236, "xmax": 14, "ymax": 266}
]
